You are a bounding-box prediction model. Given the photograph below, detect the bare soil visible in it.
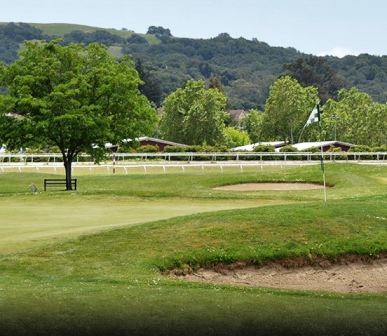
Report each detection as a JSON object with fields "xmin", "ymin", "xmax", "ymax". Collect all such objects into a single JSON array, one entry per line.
[
  {"xmin": 170, "ymin": 256, "xmax": 387, "ymax": 293},
  {"xmin": 214, "ymin": 182, "xmax": 324, "ymax": 191}
]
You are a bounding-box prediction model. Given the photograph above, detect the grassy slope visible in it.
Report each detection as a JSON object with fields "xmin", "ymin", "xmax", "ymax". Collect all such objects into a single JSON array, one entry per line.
[
  {"xmin": 0, "ymin": 22, "xmax": 160, "ymax": 44},
  {"xmin": 28, "ymin": 22, "xmax": 160, "ymax": 44},
  {"xmin": 0, "ymin": 197, "xmax": 281, "ymax": 253},
  {"xmin": 0, "ymin": 164, "xmax": 386, "ymax": 335}
]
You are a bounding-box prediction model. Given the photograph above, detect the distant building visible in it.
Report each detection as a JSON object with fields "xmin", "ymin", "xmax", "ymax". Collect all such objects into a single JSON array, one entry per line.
[
  {"xmin": 137, "ymin": 137, "xmax": 187, "ymax": 151},
  {"xmin": 228, "ymin": 109, "xmax": 247, "ymax": 122},
  {"xmin": 289, "ymin": 141, "xmax": 354, "ymax": 152},
  {"xmin": 232, "ymin": 140, "xmax": 355, "ymax": 152},
  {"xmin": 231, "ymin": 141, "xmax": 287, "ymax": 151}
]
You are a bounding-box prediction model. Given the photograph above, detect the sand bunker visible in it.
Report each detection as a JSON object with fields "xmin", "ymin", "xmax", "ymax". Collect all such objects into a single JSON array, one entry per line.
[
  {"xmin": 171, "ymin": 257, "xmax": 387, "ymax": 293},
  {"xmin": 214, "ymin": 183, "xmax": 324, "ymax": 191}
]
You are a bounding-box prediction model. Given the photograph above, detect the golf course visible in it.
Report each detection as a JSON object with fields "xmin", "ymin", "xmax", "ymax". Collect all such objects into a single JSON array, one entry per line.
[{"xmin": 0, "ymin": 163, "xmax": 386, "ymax": 335}]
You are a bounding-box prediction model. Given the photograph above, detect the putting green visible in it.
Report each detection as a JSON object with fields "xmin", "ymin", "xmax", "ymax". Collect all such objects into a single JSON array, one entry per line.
[{"xmin": 0, "ymin": 197, "xmax": 285, "ymax": 253}]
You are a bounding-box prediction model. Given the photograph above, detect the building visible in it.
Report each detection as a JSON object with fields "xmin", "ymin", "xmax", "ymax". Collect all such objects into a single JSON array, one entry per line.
[
  {"xmin": 231, "ymin": 141, "xmax": 287, "ymax": 151},
  {"xmin": 232, "ymin": 140, "xmax": 354, "ymax": 152},
  {"xmin": 290, "ymin": 141, "xmax": 354, "ymax": 152},
  {"xmin": 228, "ymin": 110, "xmax": 247, "ymax": 123},
  {"xmin": 136, "ymin": 137, "xmax": 187, "ymax": 151}
]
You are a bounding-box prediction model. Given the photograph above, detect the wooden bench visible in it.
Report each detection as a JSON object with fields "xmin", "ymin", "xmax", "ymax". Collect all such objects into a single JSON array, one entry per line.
[{"xmin": 44, "ymin": 178, "xmax": 77, "ymax": 191}]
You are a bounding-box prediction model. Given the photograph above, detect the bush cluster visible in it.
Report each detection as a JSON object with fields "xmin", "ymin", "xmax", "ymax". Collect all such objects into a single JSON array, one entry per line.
[{"xmin": 252, "ymin": 145, "xmax": 275, "ymax": 152}]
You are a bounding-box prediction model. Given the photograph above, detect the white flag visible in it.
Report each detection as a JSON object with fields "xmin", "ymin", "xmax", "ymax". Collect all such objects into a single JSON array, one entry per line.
[{"xmin": 304, "ymin": 106, "xmax": 320, "ymax": 127}]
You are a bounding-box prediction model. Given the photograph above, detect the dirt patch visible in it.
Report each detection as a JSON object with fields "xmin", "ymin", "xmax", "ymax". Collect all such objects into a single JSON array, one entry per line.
[
  {"xmin": 214, "ymin": 182, "xmax": 325, "ymax": 191},
  {"xmin": 169, "ymin": 255, "xmax": 387, "ymax": 293}
]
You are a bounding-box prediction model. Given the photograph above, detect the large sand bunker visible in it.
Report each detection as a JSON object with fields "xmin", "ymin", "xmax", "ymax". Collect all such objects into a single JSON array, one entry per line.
[
  {"xmin": 214, "ymin": 182, "xmax": 324, "ymax": 191},
  {"xmin": 171, "ymin": 256, "xmax": 387, "ymax": 293}
]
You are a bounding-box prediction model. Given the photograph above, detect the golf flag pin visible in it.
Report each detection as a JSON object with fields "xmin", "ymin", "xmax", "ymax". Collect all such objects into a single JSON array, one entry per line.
[{"xmin": 305, "ymin": 106, "xmax": 320, "ymax": 127}]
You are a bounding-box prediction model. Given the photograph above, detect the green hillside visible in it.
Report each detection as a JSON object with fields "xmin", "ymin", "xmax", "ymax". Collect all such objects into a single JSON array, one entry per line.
[
  {"xmin": 29, "ymin": 22, "xmax": 108, "ymax": 36},
  {"xmin": 0, "ymin": 22, "xmax": 386, "ymax": 109}
]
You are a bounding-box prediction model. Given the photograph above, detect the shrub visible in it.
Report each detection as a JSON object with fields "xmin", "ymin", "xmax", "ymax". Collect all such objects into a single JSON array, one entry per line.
[
  {"xmin": 327, "ymin": 146, "xmax": 347, "ymax": 160},
  {"xmin": 371, "ymin": 145, "xmax": 387, "ymax": 152},
  {"xmin": 163, "ymin": 145, "xmax": 187, "ymax": 153},
  {"xmin": 278, "ymin": 145, "xmax": 299, "ymax": 160},
  {"xmin": 138, "ymin": 145, "xmax": 159, "ymax": 153},
  {"xmin": 348, "ymin": 145, "xmax": 374, "ymax": 160},
  {"xmin": 253, "ymin": 144, "xmax": 275, "ymax": 152},
  {"xmin": 224, "ymin": 127, "xmax": 250, "ymax": 149},
  {"xmin": 279, "ymin": 145, "xmax": 298, "ymax": 152},
  {"xmin": 349, "ymin": 145, "xmax": 372, "ymax": 152},
  {"xmin": 48, "ymin": 146, "xmax": 61, "ymax": 153},
  {"xmin": 25, "ymin": 148, "xmax": 49, "ymax": 162}
]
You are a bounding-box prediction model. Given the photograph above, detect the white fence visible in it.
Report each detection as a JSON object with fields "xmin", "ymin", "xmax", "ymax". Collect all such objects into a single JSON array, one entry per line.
[
  {"xmin": 0, "ymin": 151, "xmax": 386, "ymax": 163},
  {"xmin": 0, "ymin": 152, "xmax": 385, "ymax": 175}
]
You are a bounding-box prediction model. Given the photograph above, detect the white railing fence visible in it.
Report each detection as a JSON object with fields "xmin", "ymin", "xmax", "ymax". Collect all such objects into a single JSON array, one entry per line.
[{"xmin": 0, "ymin": 151, "xmax": 386, "ymax": 164}]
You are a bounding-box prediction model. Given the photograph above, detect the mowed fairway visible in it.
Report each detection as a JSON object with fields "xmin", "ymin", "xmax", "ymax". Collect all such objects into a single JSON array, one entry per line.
[
  {"xmin": 0, "ymin": 198, "xmax": 281, "ymax": 253},
  {"xmin": 0, "ymin": 164, "xmax": 386, "ymax": 336}
]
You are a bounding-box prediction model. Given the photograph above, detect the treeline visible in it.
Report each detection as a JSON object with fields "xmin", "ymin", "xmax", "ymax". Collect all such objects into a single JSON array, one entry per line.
[
  {"xmin": 158, "ymin": 77, "xmax": 386, "ymax": 147},
  {"xmin": 0, "ymin": 23, "xmax": 46, "ymax": 63},
  {"xmin": 1, "ymin": 23, "xmax": 387, "ymax": 110}
]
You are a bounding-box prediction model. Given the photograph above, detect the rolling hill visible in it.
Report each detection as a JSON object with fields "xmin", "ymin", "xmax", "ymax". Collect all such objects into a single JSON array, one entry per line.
[{"xmin": 0, "ymin": 22, "xmax": 386, "ymax": 108}]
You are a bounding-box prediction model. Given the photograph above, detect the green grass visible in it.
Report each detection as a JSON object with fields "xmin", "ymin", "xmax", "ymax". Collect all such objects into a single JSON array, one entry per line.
[
  {"xmin": 0, "ymin": 197, "xmax": 281, "ymax": 253},
  {"xmin": 0, "ymin": 163, "xmax": 386, "ymax": 335},
  {"xmin": 28, "ymin": 22, "xmax": 160, "ymax": 44},
  {"xmin": 1, "ymin": 22, "xmax": 161, "ymax": 45}
]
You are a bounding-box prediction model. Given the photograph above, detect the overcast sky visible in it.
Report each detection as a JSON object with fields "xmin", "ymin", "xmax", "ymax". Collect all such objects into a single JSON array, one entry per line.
[{"xmin": 1, "ymin": 0, "xmax": 386, "ymax": 57}]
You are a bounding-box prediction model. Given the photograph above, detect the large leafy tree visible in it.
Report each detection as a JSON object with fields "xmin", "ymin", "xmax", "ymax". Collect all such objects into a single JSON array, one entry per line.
[
  {"xmin": 0, "ymin": 40, "xmax": 157, "ymax": 190},
  {"xmin": 160, "ymin": 80, "xmax": 227, "ymax": 145},
  {"xmin": 284, "ymin": 56, "xmax": 346, "ymax": 103},
  {"xmin": 240, "ymin": 109, "xmax": 264, "ymax": 143},
  {"xmin": 321, "ymin": 88, "xmax": 387, "ymax": 146},
  {"xmin": 262, "ymin": 76, "xmax": 318, "ymax": 143},
  {"xmin": 135, "ymin": 59, "xmax": 162, "ymax": 107}
]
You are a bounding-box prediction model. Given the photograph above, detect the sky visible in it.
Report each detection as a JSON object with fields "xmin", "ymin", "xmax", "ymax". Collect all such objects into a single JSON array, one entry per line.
[{"xmin": 1, "ymin": 0, "xmax": 387, "ymax": 57}]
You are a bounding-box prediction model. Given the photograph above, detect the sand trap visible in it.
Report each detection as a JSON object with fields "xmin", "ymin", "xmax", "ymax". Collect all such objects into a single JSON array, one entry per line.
[
  {"xmin": 214, "ymin": 182, "xmax": 324, "ymax": 191},
  {"xmin": 171, "ymin": 257, "xmax": 387, "ymax": 293}
]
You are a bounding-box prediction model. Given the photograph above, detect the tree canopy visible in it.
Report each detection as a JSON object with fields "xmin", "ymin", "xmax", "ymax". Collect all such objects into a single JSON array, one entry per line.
[
  {"xmin": 240, "ymin": 109, "xmax": 264, "ymax": 143},
  {"xmin": 261, "ymin": 76, "xmax": 318, "ymax": 143},
  {"xmin": 160, "ymin": 80, "xmax": 227, "ymax": 145},
  {"xmin": 284, "ymin": 56, "xmax": 347, "ymax": 103},
  {"xmin": 321, "ymin": 88, "xmax": 387, "ymax": 146},
  {"xmin": 0, "ymin": 40, "xmax": 157, "ymax": 189}
]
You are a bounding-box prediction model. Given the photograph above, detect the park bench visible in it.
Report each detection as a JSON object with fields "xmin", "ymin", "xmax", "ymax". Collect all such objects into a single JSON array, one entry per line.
[{"xmin": 44, "ymin": 178, "xmax": 77, "ymax": 191}]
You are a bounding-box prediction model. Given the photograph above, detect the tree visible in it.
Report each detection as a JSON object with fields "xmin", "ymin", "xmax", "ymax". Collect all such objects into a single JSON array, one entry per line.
[
  {"xmin": 135, "ymin": 59, "xmax": 162, "ymax": 107},
  {"xmin": 0, "ymin": 40, "xmax": 157, "ymax": 190},
  {"xmin": 146, "ymin": 26, "xmax": 172, "ymax": 38},
  {"xmin": 321, "ymin": 88, "xmax": 387, "ymax": 146},
  {"xmin": 240, "ymin": 109, "xmax": 264, "ymax": 143},
  {"xmin": 160, "ymin": 80, "xmax": 227, "ymax": 145},
  {"xmin": 262, "ymin": 76, "xmax": 318, "ymax": 143},
  {"xmin": 208, "ymin": 75, "xmax": 224, "ymax": 92},
  {"xmin": 284, "ymin": 56, "xmax": 346, "ymax": 103},
  {"xmin": 224, "ymin": 127, "xmax": 250, "ymax": 148}
]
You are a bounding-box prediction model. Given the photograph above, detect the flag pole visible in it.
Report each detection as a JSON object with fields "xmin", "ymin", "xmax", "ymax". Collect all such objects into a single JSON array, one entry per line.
[{"xmin": 317, "ymin": 104, "xmax": 327, "ymax": 204}]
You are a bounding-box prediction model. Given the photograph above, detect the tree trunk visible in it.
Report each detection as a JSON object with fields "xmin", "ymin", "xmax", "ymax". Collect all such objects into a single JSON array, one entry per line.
[{"xmin": 64, "ymin": 158, "xmax": 73, "ymax": 191}]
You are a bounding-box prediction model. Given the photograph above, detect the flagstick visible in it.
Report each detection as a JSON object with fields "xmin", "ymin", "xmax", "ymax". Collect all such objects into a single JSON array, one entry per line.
[
  {"xmin": 303, "ymin": 103, "xmax": 327, "ymax": 204},
  {"xmin": 317, "ymin": 104, "xmax": 327, "ymax": 205},
  {"xmin": 320, "ymin": 143, "xmax": 327, "ymax": 204}
]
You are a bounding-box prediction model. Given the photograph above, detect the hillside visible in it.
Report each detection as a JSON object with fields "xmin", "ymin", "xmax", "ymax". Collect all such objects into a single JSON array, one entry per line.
[{"xmin": 0, "ymin": 22, "xmax": 386, "ymax": 108}]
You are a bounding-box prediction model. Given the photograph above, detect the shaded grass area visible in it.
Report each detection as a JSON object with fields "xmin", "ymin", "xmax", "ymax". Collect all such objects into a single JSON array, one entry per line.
[{"xmin": 0, "ymin": 164, "xmax": 386, "ymax": 335}]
